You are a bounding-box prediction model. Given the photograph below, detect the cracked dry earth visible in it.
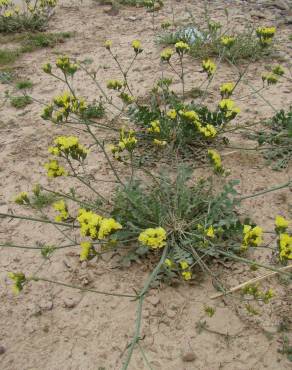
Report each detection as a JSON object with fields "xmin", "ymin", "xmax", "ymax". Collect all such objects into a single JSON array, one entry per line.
[{"xmin": 0, "ymin": 0, "xmax": 292, "ymax": 369}]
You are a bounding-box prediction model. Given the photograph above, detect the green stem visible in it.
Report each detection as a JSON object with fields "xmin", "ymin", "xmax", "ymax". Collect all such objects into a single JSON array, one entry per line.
[
  {"xmin": 32, "ymin": 277, "xmax": 137, "ymax": 298},
  {"xmin": 238, "ymin": 181, "xmax": 291, "ymax": 201},
  {"xmin": 0, "ymin": 212, "xmax": 79, "ymax": 228}
]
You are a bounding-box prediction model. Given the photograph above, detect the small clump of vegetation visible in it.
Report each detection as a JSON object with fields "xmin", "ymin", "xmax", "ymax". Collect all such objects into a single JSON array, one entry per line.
[
  {"xmin": 10, "ymin": 94, "xmax": 32, "ymax": 108},
  {"xmin": 0, "ymin": 0, "xmax": 57, "ymax": 33},
  {"xmin": 16, "ymin": 79, "xmax": 33, "ymax": 89}
]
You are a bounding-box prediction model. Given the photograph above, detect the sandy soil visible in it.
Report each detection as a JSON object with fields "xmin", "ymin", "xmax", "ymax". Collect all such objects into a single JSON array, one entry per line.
[{"xmin": 0, "ymin": 0, "xmax": 292, "ymax": 369}]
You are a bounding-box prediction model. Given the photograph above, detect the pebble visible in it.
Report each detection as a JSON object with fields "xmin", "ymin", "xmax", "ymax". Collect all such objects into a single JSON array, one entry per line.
[
  {"xmin": 166, "ymin": 308, "xmax": 177, "ymax": 319},
  {"xmin": 64, "ymin": 297, "xmax": 78, "ymax": 309},
  {"xmin": 181, "ymin": 351, "xmax": 196, "ymax": 362},
  {"xmin": 147, "ymin": 295, "xmax": 160, "ymax": 306},
  {"xmin": 0, "ymin": 345, "xmax": 6, "ymax": 355}
]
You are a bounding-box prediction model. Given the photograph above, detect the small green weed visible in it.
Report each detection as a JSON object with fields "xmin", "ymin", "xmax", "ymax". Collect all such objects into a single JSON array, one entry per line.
[
  {"xmin": 0, "ymin": 49, "xmax": 19, "ymax": 66},
  {"xmin": 10, "ymin": 95, "xmax": 32, "ymax": 109},
  {"xmin": 16, "ymin": 79, "xmax": 33, "ymax": 89}
]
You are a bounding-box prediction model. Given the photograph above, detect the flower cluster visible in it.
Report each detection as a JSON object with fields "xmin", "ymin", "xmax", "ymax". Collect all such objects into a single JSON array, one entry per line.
[
  {"xmin": 48, "ymin": 136, "xmax": 88, "ymax": 161},
  {"xmin": 44, "ymin": 159, "xmax": 67, "ymax": 178},
  {"xmin": 55, "ymin": 56, "xmax": 78, "ymax": 76},
  {"xmin": 160, "ymin": 48, "xmax": 174, "ymax": 62},
  {"xmin": 104, "ymin": 40, "xmax": 112, "ymax": 50},
  {"xmin": 175, "ymin": 41, "xmax": 190, "ymax": 55},
  {"xmin": 262, "ymin": 65, "xmax": 284, "ymax": 86},
  {"xmin": 208, "ymin": 149, "xmax": 223, "ymax": 173},
  {"xmin": 53, "ymin": 200, "xmax": 69, "ymax": 222},
  {"xmin": 220, "ymin": 82, "xmax": 235, "ymax": 98},
  {"xmin": 180, "ymin": 260, "xmax": 192, "ymax": 280},
  {"xmin": 147, "ymin": 120, "xmax": 160, "ymax": 133},
  {"xmin": 107, "ymin": 80, "xmax": 124, "ymax": 90},
  {"xmin": 256, "ymin": 26, "xmax": 276, "ymax": 46},
  {"xmin": 197, "ymin": 224, "xmax": 216, "ymax": 239},
  {"xmin": 138, "ymin": 227, "xmax": 167, "ymax": 249},
  {"xmin": 80, "ymin": 241, "xmax": 93, "ymax": 261},
  {"xmin": 110, "ymin": 128, "xmax": 137, "ymax": 159},
  {"xmin": 218, "ymin": 99, "xmax": 240, "ymax": 119},
  {"xmin": 132, "ymin": 40, "xmax": 143, "ymax": 54},
  {"xmin": 202, "ymin": 59, "xmax": 216, "ymax": 77},
  {"xmin": 42, "ymin": 91, "xmax": 87, "ymax": 123},
  {"xmin": 7, "ymin": 272, "xmax": 26, "ymax": 294},
  {"xmin": 77, "ymin": 209, "xmax": 122, "ymax": 241},
  {"xmin": 274, "ymin": 215, "xmax": 291, "ymax": 261},
  {"xmin": 241, "ymin": 225, "xmax": 263, "ymax": 250},
  {"xmin": 14, "ymin": 191, "xmax": 30, "ymax": 205},
  {"xmin": 242, "ymin": 283, "xmax": 274, "ymax": 303},
  {"xmin": 220, "ymin": 35, "xmax": 235, "ymax": 48},
  {"xmin": 178, "ymin": 110, "xmax": 217, "ymax": 138}
]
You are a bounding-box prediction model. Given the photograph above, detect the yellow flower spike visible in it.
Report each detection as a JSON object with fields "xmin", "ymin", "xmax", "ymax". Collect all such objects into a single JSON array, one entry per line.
[
  {"xmin": 182, "ymin": 271, "xmax": 192, "ymax": 281},
  {"xmin": 175, "ymin": 41, "xmax": 190, "ymax": 55},
  {"xmin": 77, "ymin": 209, "xmax": 103, "ymax": 239},
  {"xmin": 53, "ymin": 200, "xmax": 69, "ymax": 222},
  {"xmin": 138, "ymin": 227, "xmax": 167, "ymax": 249},
  {"xmin": 278, "ymin": 233, "xmax": 292, "ymax": 261},
  {"xmin": 164, "ymin": 258, "xmax": 173, "ymax": 268},
  {"xmin": 44, "ymin": 160, "xmax": 67, "ymax": 178},
  {"xmin": 166, "ymin": 109, "xmax": 177, "ymax": 119},
  {"xmin": 147, "ymin": 120, "xmax": 161, "ymax": 133},
  {"xmin": 179, "ymin": 110, "xmax": 199, "ymax": 122},
  {"xmin": 98, "ymin": 218, "xmax": 122, "ymax": 240},
  {"xmin": 262, "ymin": 73, "xmax": 278, "ymax": 85},
  {"xmin": 219, "ymin": 99, "xmax": 240, "ymax": 118},
  {"xmin": 275, "ymin": 215, "xmax": 290, "ymax": 233},
  {"xmin": 206, "ymin": 226, "xmax": 215, "ymax": 238},
  {"xmin": 272, "ymin": 65, "xmax": 284, "ymax": 76},
  {"xmin": 153, "ymin": 139, "xmax": 167, "ymax": 146},
  {"xmin": 160, "ymin": 48, "xmax": 174, "ymax": 62},
  {"xmin": 104, "ymin": 40, "xmax": 112, "ymax": 50},
  {"xmin": 220, "ymin": 35, "xmax": 235, "ymax": 48},
  {"xmin": 202, "ymin": 59, "xmax": 216, "ymax": 77},
  {"xmin": 220, "ymin": 82, "xmax": 235, "ymax": 97},
  {"xmin": 208, "ymin": 149, "xmax": 223, "ymax": 173},
  {"xmin": 42, "ymin": 63, "xmax": 52, "ymax": 74},
  {"xmin": 14, "ymin": 192, "xmax": 30, "ymax": 205},
  {"xmin": 80, "ymin": 241, "xmax": 93, "ymax": 261},
  {"xmin": 132, "ymin": 40, "xmax": 143, "ymax": 54},
  {"xmin": 107, "ymin": 79, "xmax": 123, "ymax": 90},
  {"xmin": 8, "ymin": 272, "xmax": 26, "ymax": 294},
  {"xmin": 241, "ymin": 225, "xmax": 263, "ymax": 250},
  {"xmin": 180, "ymin": 260, "xmax": 189, "ymax": 270}
]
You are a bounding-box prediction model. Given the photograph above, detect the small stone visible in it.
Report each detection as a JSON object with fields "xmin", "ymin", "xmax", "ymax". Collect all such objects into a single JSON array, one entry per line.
[
  {"xmin": 182, "ymin": 351, "xmax": 196, "ymax": 362},
  {"xmin": 166, "ymin": 309, "xmax": 176, "ymax": 319},
  {"xmin": 127, "ymin": 16, "xmax": 137, "ymax": 21},
  {"xmin": 148, "ymin": 295, "xmax": 160, "ymax": 306},
  {"xmin": 0, "ymin": 345, "xmax": 6, "ymax": 355},
  {"xmin": 64, "ymin": 297, "xmax": 78, "ymax": 309},
  {"xmin": 39, "ymin": 300, "xmax": 53, "ymax": 311}
]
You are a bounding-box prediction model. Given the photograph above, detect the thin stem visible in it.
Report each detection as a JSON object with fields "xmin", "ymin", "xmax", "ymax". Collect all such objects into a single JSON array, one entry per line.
[
  {"xmin": 32, "ymin": 277, "xmax": 137, "ymax": 298},
  {"xmin": 0, "ymin": 212, "xmax": 79, "ymax": 228},
  {"xmin": 238, "ymin": 181, "xmax": 291, "ymax": 201}
]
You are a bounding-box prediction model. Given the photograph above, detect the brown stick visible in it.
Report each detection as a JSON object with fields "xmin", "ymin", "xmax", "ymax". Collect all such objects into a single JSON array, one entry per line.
[{"xmin": 210, "ymin": 264, "xmax": 292, "ymax": 299}]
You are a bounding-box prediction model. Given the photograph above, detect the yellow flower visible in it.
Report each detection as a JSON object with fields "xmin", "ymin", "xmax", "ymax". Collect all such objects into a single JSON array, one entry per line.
[
  {"xmin": 279, "ymin": 233, "xmax": 292, "ymax": 261},
  {"xmin": 197, "ymin": 123, "xmax": 217, "ymax": 138},
  {"xmin": 80, "ymin": 241, "xmax": 93, "ymax": 261},
  {"xmin": 56, "ymin": 56, "xmax": 78, "ymax": 75},
  {"xmin": 119, "ymin": 128, "xmax": 137, "ymax": 152},
  {"xmin": 104, "ymin": 40, "xmax": 112, "ymax": 50},
  {"xmin": 272, "ymin": 65, "xmax": 284, "ymax": 76},
  {"xmin": 202, "ymin": 59, "xmax": 216, "ymax": 77},
  {"xmin": 262, "ymin": 73, "xmax": 278, "ymax": 85},
  {"xmin": 132, "ymin": 40, "xmax": 143, "ymax": 54},
  {"xmin": 275, "ymin": 215, "xmax": 290, "ymax": 233},
  {"xmin": 49, "ymin": 136, "xmax": 88, "ymax": 161},
  {"xmin": 164, "ymin": 258, "xmax": 173, "ymax": 267},
  {"xmin": 241, "ymin": 225, "xmax": 263, "ymax": 250},
  {"xmin": 107, "ymin": 79, "xmax": 123, "ymax": 90},
  {"xmin": 219, "ymin": 99, "xmax": 240, "ymax": 118},
  {"xmin": 53, "ymin": 200, "xmax": 69, "ymax": 222},
  {"xmin": 153, "ymin": 139, "xmax": 167, "ymax": 146},
  {"xmin": 208, "ymin": 149, "xmax": 223, "ymax": 173},
  {"xmin": 98, "ymin": 218, "xmax": 122, "ymax": 239},
  {"xmin": 175, "ymin": 41, "xmax": 190, "ymax": 54},
  {"xmin": 8, "ymin": 272, "xmax": 26, "ymax": 294},
  {"xmin": 179, "ymin": 110, "xmax": 199, "ymax": 122},
  {"xmin": 14, "ymin": 192, "xmax": 30, "ymax": 205},
  {"xmin": 77, "ymin": 209, "xmax": 103, "ymax": 239},
  {"xmin": 220, "ymin": 36, "xmax": 235, "ymax": 48},
  {"xmin": 180, "ymin": 260, "xmax": 189, "ymax": 270},
  {"xmin": 182, "ymin": 271, "xmax": 192, "ymax": 281},
  {"xmin": 206, "ymin": 226, "xmax": 215, "ymax": 238},
  {"xmin": 160, "ymin": 48, "xmax": 174, "ymax": 62},
  {"xmin": 166, "ymin": 109, "xmax": 177, "ymax": 119},
  {"xmin": 44, "ymin": 160, "xmax": 67, "ymax": 178},
  {"xmin": 138, "ymin": 227, "xmax": 167, "ymax": 249},
  {"xmin": 220, "ymin": 82, "xmax": 235, "ymax": 97},
  {"xmin": 147, "ymin": 120, "xmax": 160, "ymax": 133}
]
